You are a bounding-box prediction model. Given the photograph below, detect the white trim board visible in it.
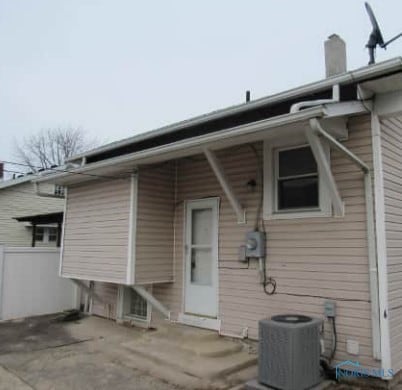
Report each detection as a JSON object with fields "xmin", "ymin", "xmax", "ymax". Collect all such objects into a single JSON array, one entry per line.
[
  {"xmin": 177, "ymin": 313, "xmax": 221, "ymax": 331},
  {"xmin": 371, "ymin": 112, "xmax": 392, "ymax": 377},
  {"xmin": 126, "ymin": 174, "xmax": 138, "ymax": 285},
  {"xmin": 59, "ymin": 187, "xmax": 67, "ymax": 277}
]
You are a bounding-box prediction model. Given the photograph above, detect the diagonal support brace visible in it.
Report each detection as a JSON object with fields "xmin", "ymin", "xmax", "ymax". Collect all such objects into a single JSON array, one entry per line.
[
  {"xmin": 305, "ymin": 126, "xmax": 344, "ymax": 217},
  {"xmin": 204, "ymin": 148, "xmax": 246, "ymax": 224}
]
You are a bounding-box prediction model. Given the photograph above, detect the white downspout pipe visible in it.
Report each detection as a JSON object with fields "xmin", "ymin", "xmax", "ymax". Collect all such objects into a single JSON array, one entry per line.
[
  {"xmin": 309, "ymin": 118, "xmax": 381, "ymax": 361},
  {"xmin": 370, "ymin": 113, "xmax": 392, "ymax": 377},
  {"xmin": 290, "ymin": 85, "xmax": 340, "ymax": 113}
]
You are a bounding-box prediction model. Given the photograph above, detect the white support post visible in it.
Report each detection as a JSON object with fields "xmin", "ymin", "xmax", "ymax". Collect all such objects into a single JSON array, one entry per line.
[
  {"xmin": 204, "ymin": 148, "xmax": 246, "ymax": 223},
  {"xmin": 305, "ymin": 129, "xmax": 344, "ymax": 216},
  {"xmin": 308, "ymin": 117, "xmax": 382, "ymax": 362},
  {"xmin": 131, "ymin": 285, "xmax": 170, "ymax": 319},
  {"xmin": 71, "ymin": 279, "xmax": 104, "ymax": 304}
]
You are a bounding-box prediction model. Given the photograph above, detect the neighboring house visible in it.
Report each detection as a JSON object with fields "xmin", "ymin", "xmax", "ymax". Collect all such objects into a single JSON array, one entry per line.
[
  {"xmin": 0, "ymin": 172, "xmax": 64, "ymax": 247},
  {"xmin": 36, "ymin": 46, "xmax": 402, "ymax": 382}
]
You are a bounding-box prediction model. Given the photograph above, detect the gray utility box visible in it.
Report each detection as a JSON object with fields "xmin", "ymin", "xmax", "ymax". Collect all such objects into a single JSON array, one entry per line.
[{"xmin": 258, "ymin": 315, "xmax": 322, "ymax": 390}]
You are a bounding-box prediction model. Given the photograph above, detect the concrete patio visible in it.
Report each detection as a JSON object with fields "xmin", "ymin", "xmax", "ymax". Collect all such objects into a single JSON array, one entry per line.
[{"xmin": 0, "ymin": 314, "xmax": 257, "ymax": 389}]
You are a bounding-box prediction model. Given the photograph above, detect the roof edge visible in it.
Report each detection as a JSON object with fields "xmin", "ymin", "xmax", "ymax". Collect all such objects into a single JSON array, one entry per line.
[
  {"xmin": 37, "ymin": 107, "xmax": 325, "ymax": 185},
  {"xmin": 68, "ymin": 57, "xmax": 402, "ymax": 163}
]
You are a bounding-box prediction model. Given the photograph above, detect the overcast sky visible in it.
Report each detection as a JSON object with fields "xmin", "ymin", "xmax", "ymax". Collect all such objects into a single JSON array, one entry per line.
[{"xmin": 1, "ymin": 0, "xmax": 402, "ymax": 175}]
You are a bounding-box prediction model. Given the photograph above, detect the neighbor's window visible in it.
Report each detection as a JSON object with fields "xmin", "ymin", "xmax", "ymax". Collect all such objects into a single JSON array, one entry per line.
[
  {"xmin": 54, "ymin": 185, "xmax": 65, "ymax": 196},
  {"xmin": 47, "ymin": 227, "xmax": 58, "ymax": 242},
  {"xmin": 276, "ymin": 146, "xmax": 319, "ymax": 211},
  {"xmin": 35, "ymin": 227, "xmax": 45, "ymax": 242},
  {"xmin": 34, "ymin": 227, "xmax": 58, "ymax": 243}
]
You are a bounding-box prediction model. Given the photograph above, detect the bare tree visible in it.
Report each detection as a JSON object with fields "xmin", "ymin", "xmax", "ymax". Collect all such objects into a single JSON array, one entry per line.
[{"xmin": 15, "ymin": 127, "xmax": 97, "ymax": 171}]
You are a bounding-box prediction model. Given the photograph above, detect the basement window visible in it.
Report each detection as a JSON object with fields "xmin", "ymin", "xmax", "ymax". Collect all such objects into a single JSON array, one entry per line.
[
  {"xmin": 129, "ymin": 289, "xmax": 147, "ymax": 319},
  {"xmin": 118, "ymin": 287, "xmax": 150, "ymax": 324},
  {"xmin": 264, "ymin": 142, "xmax": 331, "ymax": 219}
]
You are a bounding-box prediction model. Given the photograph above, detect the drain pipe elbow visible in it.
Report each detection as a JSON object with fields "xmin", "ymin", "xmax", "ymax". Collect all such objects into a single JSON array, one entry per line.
[{"xmin": 290, "ymin": 84, "xmax": 340, "ymax": 113}]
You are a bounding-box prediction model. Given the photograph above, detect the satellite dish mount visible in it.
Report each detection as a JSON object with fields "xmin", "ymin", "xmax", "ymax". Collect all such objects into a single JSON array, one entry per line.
[{"xmin": 365, "ymin": 2, "xmax": 402, "ymax": 65}]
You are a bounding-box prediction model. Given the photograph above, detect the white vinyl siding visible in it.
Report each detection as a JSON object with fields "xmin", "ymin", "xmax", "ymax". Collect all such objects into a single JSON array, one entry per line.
[
  {"xmin": 0, "ymin": 182, "xmax": 63, "ymax": 247},
  {"xmin": 61, "ymin": 166, "xmax": 175, "ymax": 285},
  {"xmin": 61, "ymin": 178, "xmax": 131, "ymax": 283},
  {"xmin": 380, "ymin": 115, "xmax": 402, "ymax": 373},
  {"xmin": 153, "ymin": 114, "xmax": 379, "ymax": 369}
]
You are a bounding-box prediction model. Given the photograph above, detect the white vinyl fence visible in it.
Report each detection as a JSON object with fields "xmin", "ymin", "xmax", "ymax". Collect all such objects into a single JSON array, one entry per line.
[{"xmin": 0, "ymin": 246, "xmax": 78, "ymax": 321}]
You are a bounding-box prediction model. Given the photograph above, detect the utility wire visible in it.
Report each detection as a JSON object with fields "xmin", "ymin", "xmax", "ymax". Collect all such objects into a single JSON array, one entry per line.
[{"xmin": 2, "ymin": 160, "xmax": 131, "ymax": 181}]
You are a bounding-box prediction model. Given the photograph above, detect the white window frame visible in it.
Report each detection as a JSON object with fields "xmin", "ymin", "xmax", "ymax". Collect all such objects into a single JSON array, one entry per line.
[
  {"xmin": 263, "ymin": 139, "xmax": 332, "ymax": 220},
  {"xmin": 116, "ymin": 286, "xmax": 152, "ymax": 328},
  {"xmin": 54, "ymin": 184, "xmax": 65, "ymax": 197}
]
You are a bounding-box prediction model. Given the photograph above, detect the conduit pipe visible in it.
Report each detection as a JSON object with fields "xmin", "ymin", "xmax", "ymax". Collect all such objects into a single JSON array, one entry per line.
[
  {"xmin": 309, "ymin": 118, "xmax": 381, "ymax": 360},
  {"xmin": 290, "ymin": 85, "xmax": 340, "ymax": 113}
]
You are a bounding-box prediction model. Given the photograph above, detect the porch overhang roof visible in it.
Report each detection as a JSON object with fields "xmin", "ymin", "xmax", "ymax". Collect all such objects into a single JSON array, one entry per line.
[
  {"xmin": 14, "ymin": 212, "xmax": 64, "ymax": 225},
  {"xmin": 33, "ymin": 103, "xmax": 368, "ymax": 186}
]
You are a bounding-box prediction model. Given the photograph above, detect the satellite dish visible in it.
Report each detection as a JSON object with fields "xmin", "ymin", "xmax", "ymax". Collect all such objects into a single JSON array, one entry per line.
[{"xmin": 365, "ymin": 2, "xmax": 402, "ymax": 65}]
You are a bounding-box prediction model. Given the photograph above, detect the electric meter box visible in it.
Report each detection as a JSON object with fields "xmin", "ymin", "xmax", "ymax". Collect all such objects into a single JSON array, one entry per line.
[{"xmin": 245, "ymin": 231, "xmax": 266, "ymax": 258}]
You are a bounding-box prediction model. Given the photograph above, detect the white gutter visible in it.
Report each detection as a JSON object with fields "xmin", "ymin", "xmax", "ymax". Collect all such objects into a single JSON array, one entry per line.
[
  {"xmin": 291, "ymin": 85, "xmax": 340, "ymax": 113},
  {"xmin": 309, "ymin": 118, "xmax": 381, "ymax": 361},
  {"xmin": 68, "ymin": 58, "xmax": 402, "ymax": 163},
  {"xmin": 35, "ymin": 107, "xmax": 326, "ymax": 185}
]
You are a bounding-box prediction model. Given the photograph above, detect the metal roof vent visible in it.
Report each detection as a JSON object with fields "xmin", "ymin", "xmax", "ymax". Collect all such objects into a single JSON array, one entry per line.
[
  {"xmin": 324, "ymin": 34, "xmax": 347, "ymax": 78},
  {"xmin": 258, "ymin": 315, "xmax": 322, "ymax": 390}
]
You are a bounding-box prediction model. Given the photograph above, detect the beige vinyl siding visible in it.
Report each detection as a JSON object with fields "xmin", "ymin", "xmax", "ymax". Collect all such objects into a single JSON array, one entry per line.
[
  {"xmin": 0, "ymin": 182, "xmax": 63, "ymax": 247},
  {"xmin": 61, "ymin": 178, "xmax": 131, "ymax": 283},
  {"xmin": 153, "ymin": 114, "xmax": 379, "ymax": 368},
  {"xmin": 91, "ymin": 282, "xmax": 118, "ymax": 319},
  {"xmin": 135, "ymin": 163, "xmax": 175, "ymax": 284},
  {"xmin": 381, "ymin": 115, "xmax": 402, "ymax": 373}
]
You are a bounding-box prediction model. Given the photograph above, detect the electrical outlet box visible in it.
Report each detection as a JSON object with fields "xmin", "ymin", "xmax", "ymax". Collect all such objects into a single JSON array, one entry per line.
[
  {"xmin": 324, "ymin": 300, "xmax": 336, "ymax": 318},
  {"xmin": 346, "ymin": 339, "xmax": 359, "ymax": 355},
  {"xmin": 245, "ymin": 231, "xmax": 266, "ymax": 258}
]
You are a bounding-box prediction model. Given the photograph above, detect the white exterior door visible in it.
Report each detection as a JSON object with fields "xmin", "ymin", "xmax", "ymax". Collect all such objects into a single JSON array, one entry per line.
[{"xmin": 184, "ymin": 198, "xmax": 219, "ymax": 318}]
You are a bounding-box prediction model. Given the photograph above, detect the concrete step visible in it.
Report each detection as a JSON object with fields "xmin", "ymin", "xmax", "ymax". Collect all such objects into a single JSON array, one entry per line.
[
  {"xmin": 181, "ymin": 338, "xmax": 243, "ymax": 358},
  {"xmin": 123, "ymin": 338, "xmax": 257, "ymax": 380},
  {"xmin": 146, "ymin": 322, "xmax": 220, "ymax": 342},
  {"xmin": 143, "ymin": 332, "xmax": 243, "ymax": 358}
]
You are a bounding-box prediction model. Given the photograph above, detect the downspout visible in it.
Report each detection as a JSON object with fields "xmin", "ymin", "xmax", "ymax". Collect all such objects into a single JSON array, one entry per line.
[
  {"xmin": 290, "ymin": 84, "xmax": 340, "ymax": 113},
  {"xmin": 309, "ymin": 118, "xmax": 381, "ymax": 361},
  {"xmin": 370, "ymin": 112, "xmax": 392, "ymax": 377}
]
